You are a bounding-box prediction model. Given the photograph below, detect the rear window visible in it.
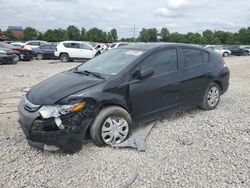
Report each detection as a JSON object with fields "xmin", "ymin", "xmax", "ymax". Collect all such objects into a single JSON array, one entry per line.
[{"xmin": 182, "ymin": 48, "xmax": 204, "ymax": 68}]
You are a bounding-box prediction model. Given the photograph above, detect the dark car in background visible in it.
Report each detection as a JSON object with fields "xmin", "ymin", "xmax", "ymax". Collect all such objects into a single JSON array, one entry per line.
[
  {"xmin": 0, "ymin": 47, "xmax": 18, "ymax": 64},
  {"xmin": 18, "ymin": 43, "xmax": 230, "ymax": 153},
  {"xmin": 227, "ymin": 46, "xmax": 249, "ymax": 56},
  {"xmin": 33, "ymin": 44, "xmax": 57, "ymax": 60},
  {"xmin": 0, "ymin": 42, "xmax": 33, "ymax": 61}
]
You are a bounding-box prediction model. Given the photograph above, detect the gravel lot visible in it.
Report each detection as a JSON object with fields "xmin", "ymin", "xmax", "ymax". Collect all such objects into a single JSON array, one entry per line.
[{"xmin": 0, "ymin": 57, "xmax": 249, "ymax": 187}]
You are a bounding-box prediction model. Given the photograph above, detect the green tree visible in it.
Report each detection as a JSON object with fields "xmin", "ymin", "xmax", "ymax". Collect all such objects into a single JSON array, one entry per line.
[
  {"xmin": 4, "ymin": 29, "xmax": 16, "ymax": 40},
  {"xmin": 186, "ymin": 32, "xmax": 205, "ymax": 44},
  {"xmin": 23, "ymin": 27, "xmax": 38, "ymax": 40},
  {"xmin": 210, "ymin": 37, "xmax": 221, "ymax": 44},
  {"xmin": 138, "ymin": 28, "xmax": 157, "ymax": 42},
  {"xmin": 238, "ymin": 28, "xmax": 250, "ymax": 44},
  {"xmin": 81, "ymin": 27, "xmax": 86, "ymax": 41},
  {"xmin": 86, "ymin": 28, "xmax": 107, "ymax": 42},
  {"xmin": 66, "ymin": 25, "xmax": 81, "ymax": 40},
  {"xmin": 202, "ymin": 30, "xmax": 214, "ymax": 44},
  {"xmin": 43, "ymin": 29, "xmax": 54, "ymax": 42},
  {"xmin": 160, "ymin": 27, "xmax": 170, "ymax": 42},
  {"xmin": 110, "ymin": 28, "xmax": 118, "ymax": 42},
  {"xmin": 169, "ymin": 32, "xmax": 187, "ymax": 43}
]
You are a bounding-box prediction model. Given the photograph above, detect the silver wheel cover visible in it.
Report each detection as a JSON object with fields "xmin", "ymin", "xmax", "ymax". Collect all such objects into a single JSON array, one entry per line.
[
  {"xmin": 101, "ymin": 116, "xmax": 129, "ymax": 145},
  {"xmin": 207, "ymin": 86, "xmax": 219, "ymax": 107}
]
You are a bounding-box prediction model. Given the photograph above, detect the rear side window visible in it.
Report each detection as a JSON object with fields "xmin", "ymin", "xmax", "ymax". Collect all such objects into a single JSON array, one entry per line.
[
  {"xmin": 80, "ymin": 44, "xmax": 92, "ymax": 50},
  {"xmin": 141, "ymin": 48, "xmax": 178, "ymax": 75},
  {"xmin": 28, "ymin": 42, "xmax": 39, "ymax": 46},
  {"xmin": 63, "ymin": 43, "xmax": 80, "ymax": 49},
  {"xmin": 182, "ymin": 48, "xmax": 203, "ymax": 68}
]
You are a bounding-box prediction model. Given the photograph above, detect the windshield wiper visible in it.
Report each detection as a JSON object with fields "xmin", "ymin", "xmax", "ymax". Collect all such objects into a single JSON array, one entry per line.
[
  {"xmin": 82, "ymin": 70, "xmax": 105, "ymax": 79},
  {"xmin": 72, "ymin": 67, "xmax": 104, "ymax": 79}
]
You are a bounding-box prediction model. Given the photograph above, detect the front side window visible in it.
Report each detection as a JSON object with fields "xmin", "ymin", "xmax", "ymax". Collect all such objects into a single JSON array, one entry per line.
[
  {"xmin": 182, "ymin": 48, "xmax": 203, "ymax": 67},
  {"xmin": 77, "ymin": 49, "xmax": 145, "ymax": 76},
  {"xmin": 80, "ymin": 43, "xmax": 92, "ymax": 50},
  {"xmin": 141, "ymin": 48, "xmax": 178, "ymax": 75}
]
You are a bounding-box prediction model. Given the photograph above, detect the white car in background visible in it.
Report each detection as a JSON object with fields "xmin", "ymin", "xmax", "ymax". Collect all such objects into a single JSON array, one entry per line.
[
  {"xmin": 23, "ymin": 40, "xmax": 49, "ymax": 50},
  {"xmin": 55, "ymin": 41, "xmax": 98, "ymax": 62},
  {"xmin": 242, "ymin": 46, "xmax": 250, "ymax": 55},
  {"xmin": 206, "ymin": 46, "xmax": 231, "ymax": 57},
  {"xmin": 108, "ymin": 42, "xmax": 129, "ymax": 50},
  {"xmin": 10, "ymin": 42, "xmax": 25, "ymax": 48}
]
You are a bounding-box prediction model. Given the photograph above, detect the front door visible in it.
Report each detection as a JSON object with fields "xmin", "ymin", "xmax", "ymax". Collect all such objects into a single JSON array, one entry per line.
[{"xmin": 129, "ymin": 47, "xmax": 181, "ymax": 120}]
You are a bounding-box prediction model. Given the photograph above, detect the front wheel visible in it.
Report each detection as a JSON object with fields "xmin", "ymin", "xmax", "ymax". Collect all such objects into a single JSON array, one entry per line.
[
  {"xmin": 200, "ymin": 82, "xmax": 221, "ymax": 110},
  {"xmin": 90, "ymin": 106, "xmax": 132, "ymax": 147},
  {"xmin": 14, "ymin": 54, "xmax": 20, "ymax": 61}
]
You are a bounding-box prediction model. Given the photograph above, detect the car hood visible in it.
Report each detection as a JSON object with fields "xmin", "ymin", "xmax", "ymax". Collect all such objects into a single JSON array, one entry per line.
[{"xmin": 27, "ymin": 71, "xmax": 104, "ymax": 105}]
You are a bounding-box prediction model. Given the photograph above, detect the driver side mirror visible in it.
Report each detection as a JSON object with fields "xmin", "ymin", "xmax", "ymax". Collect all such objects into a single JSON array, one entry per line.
[{"xmin": 132, "ymin": 68, "xmax": 154, "ymax": 80}]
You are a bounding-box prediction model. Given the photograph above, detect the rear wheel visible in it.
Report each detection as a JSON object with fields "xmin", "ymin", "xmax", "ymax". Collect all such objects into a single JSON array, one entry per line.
[
  {"xmin": 200, "ymin": 82, "xmax": 221, "ymax": 110},
  {"xmin": 223, "ymin": 52, "xmax": 229, "ymax": 57},
  {"xmin": 243, "ymin": 52, "xmax": 248, "ymax": 56},
  {"xmin": 90, "ymin": 106, "xmax": 132, "ymax": 147},
  {"xmin": 59, "ymin": 53, "xmax": 70, "ymax": 62},
  {"xmin": 36, "ymin": 53, "xmax": 43, "ymax": 60}
]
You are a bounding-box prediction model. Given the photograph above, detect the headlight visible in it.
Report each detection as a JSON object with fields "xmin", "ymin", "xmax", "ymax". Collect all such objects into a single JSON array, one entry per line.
[
  {"xmin": 0, "ymin": 50, "xmax": 7, "ymax": 54},
  {"xmin": 39, "ymin": 102, "xmax": 85, "ymax": 119}
]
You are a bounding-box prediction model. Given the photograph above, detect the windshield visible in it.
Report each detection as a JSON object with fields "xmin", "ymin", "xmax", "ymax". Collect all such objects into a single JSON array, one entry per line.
[{"xmin": 76, "ymin": 49, "xmax": 146, "ymax": 76}]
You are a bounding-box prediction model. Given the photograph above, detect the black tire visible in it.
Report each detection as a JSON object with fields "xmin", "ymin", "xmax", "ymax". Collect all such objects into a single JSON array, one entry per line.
[
  {"xmin": 14, "ymin": 54, "xmax": 20, "ymax": 62},
  {"xmin": 90, "ymin": 106, "xmax": 132, "ymax": 147},
  {"xmin": 223, "ymin": 52, "xmax": 229, "ymax": 57},
  {"xmin": 200, "ymin": 82, "xmax": 221, "ymax": 110},
  {"xmin": 36, "ymin": 53, "xmax": 43, "ymax": 60},
  {"xmin": 59, "ymin": 53, "xmax": 70, "ymax": 62},
  {"xmin": 243, "ymin": 52, "xmax": 248, "ymax": 56}
]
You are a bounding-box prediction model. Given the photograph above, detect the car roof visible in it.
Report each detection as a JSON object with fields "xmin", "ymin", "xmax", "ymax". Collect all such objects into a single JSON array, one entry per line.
[
  {"xmin": 61, "ymin": 41, "xmax": 90, "ymax": 44},
  {"xmin": 120, "ymin": 42, "xmax": 206, "ymax": 51}
]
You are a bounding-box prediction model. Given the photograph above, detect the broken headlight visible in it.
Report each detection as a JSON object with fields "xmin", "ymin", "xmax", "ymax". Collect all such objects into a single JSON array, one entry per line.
[{"xmin": 39, "ymin": 102, "xmax": 85, "ymax": 119}]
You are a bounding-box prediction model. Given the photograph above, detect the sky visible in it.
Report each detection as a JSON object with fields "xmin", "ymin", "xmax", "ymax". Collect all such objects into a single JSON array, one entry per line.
[{"xmin": 0, "ymin": 0, "xmax": 249, "ymax": 38}]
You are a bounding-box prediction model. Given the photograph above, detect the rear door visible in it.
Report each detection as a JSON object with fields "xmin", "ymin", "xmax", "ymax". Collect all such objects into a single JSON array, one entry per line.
[
  {"xmin": 129, "ymin": 47, "xmax": 181, "ymax": 119},
  {"xmin": 66, "ymin": 43, "xmax": 80, "ymax": 58},
  {"xmin": 43, "ymin": 45, "xmax": 55, "ymax": 58},
  {"xmin": 179, "ymin": 47, "xmax": 210, "ymax": 105}
]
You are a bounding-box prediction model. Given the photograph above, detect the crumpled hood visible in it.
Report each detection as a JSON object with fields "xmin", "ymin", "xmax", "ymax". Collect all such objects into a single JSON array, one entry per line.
[{"xmin": 27, "ymin": 71, "xmax": 103, "ymax": 105}]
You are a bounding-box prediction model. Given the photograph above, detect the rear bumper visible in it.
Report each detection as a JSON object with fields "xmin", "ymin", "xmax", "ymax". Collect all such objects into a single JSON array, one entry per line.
[
  {"xmin": 18, "ymin": 97, "xmax": 94, "ymax": 153},
  {"xmin": 220, "ymin": 67, "xmax": 230, "ymax": 94}
]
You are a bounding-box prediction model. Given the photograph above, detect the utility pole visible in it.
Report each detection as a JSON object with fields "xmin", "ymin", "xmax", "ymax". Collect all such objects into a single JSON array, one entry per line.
[{"xmin": 133, "ymin": 24, "xmax": 136, "ymax": 43}]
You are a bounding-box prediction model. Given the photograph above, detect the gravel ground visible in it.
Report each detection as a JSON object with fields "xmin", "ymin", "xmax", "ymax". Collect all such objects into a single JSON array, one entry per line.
[{"xmin": 0, "ymin": 57, "xmax": 249, "ymax": 187}]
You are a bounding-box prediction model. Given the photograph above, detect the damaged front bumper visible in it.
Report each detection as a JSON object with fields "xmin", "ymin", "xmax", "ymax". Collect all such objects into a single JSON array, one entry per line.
[{"xmin": 18, "ymin": 97, "xmax": 94, "ymax": 153}]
